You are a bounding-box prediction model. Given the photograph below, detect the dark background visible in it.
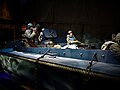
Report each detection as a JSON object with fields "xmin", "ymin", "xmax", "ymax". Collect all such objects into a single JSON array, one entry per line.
[{"xmin": 0, "ymin": 0, "xmax": 120, "ymax": 47}]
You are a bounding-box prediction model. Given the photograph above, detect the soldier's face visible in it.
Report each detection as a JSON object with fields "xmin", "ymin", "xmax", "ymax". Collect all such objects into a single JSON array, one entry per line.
[
  {"xmin": 30, "ymin": 27, "xmax": 34, "ymax": 30},
  {"xmin": 69, "ymin": 32, "xmax": 73, "ymax": 36}
]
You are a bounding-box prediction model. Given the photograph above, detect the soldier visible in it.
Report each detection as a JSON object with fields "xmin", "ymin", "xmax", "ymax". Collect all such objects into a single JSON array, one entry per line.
[
  {"xmin": 101, "ymin": 34, "xmax": 117, "ymax": 50},
  {"xmin": 38, "ymin": 28, "xmax": 46, "ymax": 43},
  {"xmin": 64, "ymin": 30, "xmax": 82, "ymax": 49},
  {"xmin": 101, "ymin": 32, "xmax": 120, "ymax": 63},
  {"xmin": 66, "ymin": 30, "xmax": 81, "ymax": 45},
  {"xmin": 24, "ymin": 23, "xmax": 39, "ymax": 47},
  {"xmin": 109, "ymin": 32, "xmax": 120, "ymax": 63}
]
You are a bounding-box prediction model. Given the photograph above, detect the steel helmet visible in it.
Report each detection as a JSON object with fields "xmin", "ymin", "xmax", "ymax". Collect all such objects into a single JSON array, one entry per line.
[
  {"xmin": 27, "ymin": 23, "xmax": 33, "ymax": 28},
  {"xmin": 68, "ymin": 30, "xmax": 72, "ymax": 34}
]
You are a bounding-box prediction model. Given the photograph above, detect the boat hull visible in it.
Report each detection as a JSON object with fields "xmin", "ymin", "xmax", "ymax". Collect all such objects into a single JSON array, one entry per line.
[{"xmin": 0, "ymin": 47, "xmax": 120, "ymax": 90}]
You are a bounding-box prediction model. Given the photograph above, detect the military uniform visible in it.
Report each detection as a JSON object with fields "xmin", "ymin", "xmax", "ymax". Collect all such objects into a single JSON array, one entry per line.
[
  {"xmin": 109, "ymin": 32, "xmax": 120, "ymax": 63},
  {"xmin": 114, "ymin": 32, "xmax": 120, "ymax": 45},
  {"xmin": 24, "ymin": 23, "xmax": 38, "ymax": 47},
  {"xmin": 66, "ymin": 34, "xmax": 77, "ymax": 45}
]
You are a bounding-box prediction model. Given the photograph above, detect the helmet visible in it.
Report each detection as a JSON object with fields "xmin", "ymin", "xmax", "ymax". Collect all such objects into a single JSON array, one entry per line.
[
  {"xmin": 68, "ymin": 30, "xmax": 72, "ymax": 34},
  {"xmin": 27, "ymin": 23, "xmax": 33, "ymax": 28}
]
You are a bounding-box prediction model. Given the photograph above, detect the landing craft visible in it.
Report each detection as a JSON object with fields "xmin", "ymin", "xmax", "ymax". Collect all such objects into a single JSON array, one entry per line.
[{"xmin": 0, "ymin": 28, "xmax": 120, "ymax": 90}]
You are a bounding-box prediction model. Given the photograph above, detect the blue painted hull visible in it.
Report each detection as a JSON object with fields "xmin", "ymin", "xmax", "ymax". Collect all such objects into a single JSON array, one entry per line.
[{"xmin": 0, "ymin": 41, "xmax": 120, "ymax": 89}]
